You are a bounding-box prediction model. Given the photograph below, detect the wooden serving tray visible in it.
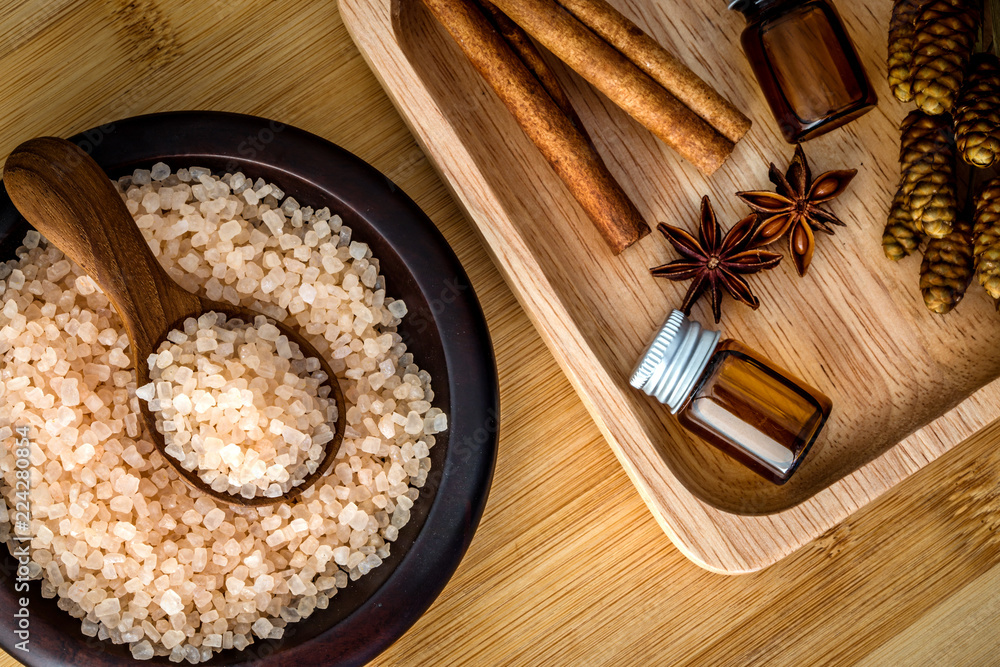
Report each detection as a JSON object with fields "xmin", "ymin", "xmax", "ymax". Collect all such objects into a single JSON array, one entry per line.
[{"xmin": 341, "ymin": 0, "xmax": 1000, "ymax": 573}]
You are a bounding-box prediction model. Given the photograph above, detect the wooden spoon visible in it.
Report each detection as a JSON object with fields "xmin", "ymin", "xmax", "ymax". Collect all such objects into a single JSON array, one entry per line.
[{"xmin": 3, "ymin": 137, "xmax": 345, "ymax": 507}]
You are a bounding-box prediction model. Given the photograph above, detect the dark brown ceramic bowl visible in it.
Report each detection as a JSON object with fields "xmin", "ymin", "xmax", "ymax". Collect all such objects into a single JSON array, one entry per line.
[{"xmin": 0, "ymin": 111, "xmax": 498, "ymax": 666}]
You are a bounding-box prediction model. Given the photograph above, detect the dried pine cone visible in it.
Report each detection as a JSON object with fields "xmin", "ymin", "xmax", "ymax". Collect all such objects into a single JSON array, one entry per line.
[
  {"xmin": 955, "ymin": 53, "xmax": 1000, "ymax": 167},
  {"xmin": 898, "ymin": 111, "xmax": 958, "ymax": 238},
  {"xmin": 911, "ymin": 0, "xmax": 982, "ymax": 116},
  {"xmin": 973, "ymin": 178, "xmax": 1000, "ymax": 298},
  {"xmin": 920, "ymin": 217, "xmax": 974, "ymax": 313},
  {"xmin": 883, "ymin": 187, "xmax": 924, "ymax": 260},
  {"xmin": 888, "ymin": 0, "xmax": 928, "ymax": 102}
]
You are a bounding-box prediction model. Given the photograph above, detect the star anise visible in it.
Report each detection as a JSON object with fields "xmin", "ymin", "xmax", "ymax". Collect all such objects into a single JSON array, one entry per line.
[
  {"xmin": 736, "ymin": 145, "xmax": 856, "ymax": 276},
  {"xmin": 651, "ymin": 196, "xmax": 782, "ymax": 323}
]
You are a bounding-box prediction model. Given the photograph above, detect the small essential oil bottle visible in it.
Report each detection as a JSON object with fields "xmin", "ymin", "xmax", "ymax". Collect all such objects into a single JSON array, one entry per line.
[
  {"xmin": 630, "ymin": 310, "xmax": 832, "ymax": 484},
  {"xmin": 729, "ymin": 0, "xmax": 877, "ymax": 143}
]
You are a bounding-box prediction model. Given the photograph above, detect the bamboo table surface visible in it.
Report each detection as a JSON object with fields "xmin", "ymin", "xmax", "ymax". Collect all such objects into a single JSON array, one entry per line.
[{"xmin": 3, "ymin": 1, "xmax": 1000, "ymax": 665}]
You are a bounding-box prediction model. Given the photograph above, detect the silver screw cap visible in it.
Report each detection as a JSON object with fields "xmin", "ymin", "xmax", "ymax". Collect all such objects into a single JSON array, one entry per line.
[{"xmin": 629, "ymin": 310, "xmax": 721, "ymax": 413}]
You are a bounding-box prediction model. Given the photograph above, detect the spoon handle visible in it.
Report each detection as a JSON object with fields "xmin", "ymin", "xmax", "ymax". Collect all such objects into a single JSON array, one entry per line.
[{"xmin": 3, "ymin": 137, "xmax": 201, "ymax": 361}]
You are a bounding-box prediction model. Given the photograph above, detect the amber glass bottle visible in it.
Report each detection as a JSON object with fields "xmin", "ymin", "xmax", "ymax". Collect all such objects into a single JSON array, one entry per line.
[
  {"xmin": 730, "ymin": 0, "xmax": 877, "ymax": 143},
  {"xmin": 630, "ymin": 310, "xmax": 832, "ymax": 484}
]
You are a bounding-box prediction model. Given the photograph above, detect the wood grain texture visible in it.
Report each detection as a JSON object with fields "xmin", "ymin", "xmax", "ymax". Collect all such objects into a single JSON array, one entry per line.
[
  {"xmin": 345, "ymin": 0, "xmax": 1000, "ymax": 573},
  {"xmin": 5, "ymin": 0, "xmax": 1000, "ymax": 665}
]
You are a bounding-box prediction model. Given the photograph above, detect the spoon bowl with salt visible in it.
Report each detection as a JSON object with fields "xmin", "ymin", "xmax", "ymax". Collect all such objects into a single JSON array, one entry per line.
[{"xmin": 4, "ymin": 137, "xmax": 346, "ymax": 507}]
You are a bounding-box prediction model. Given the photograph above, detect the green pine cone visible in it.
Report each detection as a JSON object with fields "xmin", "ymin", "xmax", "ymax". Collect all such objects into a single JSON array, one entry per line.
[
  {"xmin": 955, "ymin": 52, "xmax": 1000, "ymax": 167},
  {"xmin": 911, "ymin": 0, "xmax": 982, "ymax": 116},
  {"xmin": 973, "ymin": 178, "xmax": 1000, "ymax": 298},
  {"xmin": 920, "ymin": 217, "xmax": 974, "ymax": 313},
  {"xmin": 884, "ymin": 188, "xmax": 924, "ymax": 260}
]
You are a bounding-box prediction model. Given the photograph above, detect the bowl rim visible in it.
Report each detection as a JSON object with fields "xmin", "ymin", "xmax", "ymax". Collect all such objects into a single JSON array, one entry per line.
[{"xmin": 0, "ymin": 111, "xmax": 499, "ymax": 666}]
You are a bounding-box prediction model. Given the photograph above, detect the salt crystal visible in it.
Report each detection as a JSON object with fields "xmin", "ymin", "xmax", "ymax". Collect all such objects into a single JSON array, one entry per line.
[
  {"xmin": 349, "ymin": 509, "xmax": 369, "ymax": 531},
  {"xmin": 76, "ymin": 275, "xmax": 97, "ymax": 296},
  {"xmin": 192, "ymin": 548, "xmax": 208, "ymax": 572},
  {"xmin": 115, "ymin": 474, "xmax": 140, "ymax": 495},
  {"xmin": 91, "ymin": 421, "xmax": 112, "ymax": 441},
  {"xmin": 348, "ymin": 241, "xmax": 369, "ymax": 260},
  {"xmin": 141, "ymin": 192, "xmax": 160, "ymax": 213},
  {"xmin": 251, "ymin": 617, "xmax": 273, "ymax": 638},
  {"xmin": 219, "ymin": 220, "xmax": 242, "ymax": 241},
  {"xmin": 151, "ymin": 162, "xmax": 171, "ymax": 181},
  {"xmin": 173, "ymin": 393, "xmax": 192, "ymax": 415},
  {"xmin": 161, "ymin": 629, "xmax": 185, "ymax": 649},
  {"xmin": 433, "ymin": 414, "xmax": 448, "ymax": 432},
  {"xmin": 136, "ymin": 383, "xmax": 155, "ymax": 402},
  {"xmin": 404, "ymin": 411, "xmax": 423, "ymax": 435},
  {"xmin": 338, "ymin": 502, "xmax": 357, "ymax": 525},
  {"xmin": 299, "ymin": 283, "xmax": 317, "ymax": 304},
  {"xmin": 109, "ymin": 348, "xmax": 130, "ymax": 367},
  {"xmin": 258, "ymin": 323, "xmax": 279, "ymax": 341},
  {"xmin": 156, "ymin": 350, "xmax": 174, "ymax": 369},
  {"xmin": 254, "ymin": 573, "xmax": 274, "ymax": 592},
  {"xmin": 56, "ymin": 405, "xmax": 76, "ymax": 426},
  {"xmin": 160, "ymin": 589, "xmax": 184, "ymax": 615},
  {"xmin": 94, "ymin": 597, "xmax": 120, "ymax": 617},
  {"xmin": 78, "ymin": 321, "xmax": 99, "ymax": 343},
  {"xmin": 131, "ymin": 640, "xmax": 154, "ymax": 660},
  {"xmin": 333, "ymin": 546, "xmax": 350, "ymax": 565},
  {"xmin": 287, "ymin": 574, "xmax": 307, "ymax": 595},
  {"xmin": 175, "ymin": 366, "xmax": 193, "ymax": 384},
  {"xmin": 81, "ymin": 619, "xmax": 99, "ymax": 637},
  {"xmin": 388, "ymin": 463, "xmax": 407, "ymax": 486},
  {"xmin": 74, "ymin": 442, "xmax": 95, "ymax": 464},
  {"xmin": 262, "ymin": 210, "xmax": 284, "ymax": 235},
  {"xmin": 113, "ymin": 521, "xmax": 137, "ymax": 540},
  {"xmin": 361, "ymin": 436, "xmax": 381, "ymax": 454},
  {"xmin": 60, "ymin": 378, "xmax": 80, "ymax": 406},
  {"xmin": 110, "ymin": 496, "xmax": 133, "ymax": 513},
  {"xmin": 178, "ymin": 253, "xmax": 200, "ymax": 273},
  {"xmin": 203, "ymin": 508, "xmax": 226, "ymax": 530}
]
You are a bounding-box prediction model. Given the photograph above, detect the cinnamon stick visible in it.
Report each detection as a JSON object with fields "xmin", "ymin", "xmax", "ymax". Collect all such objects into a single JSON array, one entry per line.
[
  {"xmin": 474, "ymin": 0, "xmax": 589, "ymax": 138},
  {"xmin": 487, "ymin": 0, "xmax": 735, "ymax": 175},
  {"xmin": 421, "ymin": 0, "xmax": 649, "ymax": 253},
  {"xmin": 555, "ymin": 0, "xmax": 751, "ymax": 144}
]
